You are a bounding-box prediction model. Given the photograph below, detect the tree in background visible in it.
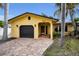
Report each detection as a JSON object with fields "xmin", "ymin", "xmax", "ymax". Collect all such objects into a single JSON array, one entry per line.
[
  {"xmin": 54, "ymin": 3, "xmax": 79, "ymax": 47},
  {"xmin": 54, "ymin": 3, "xmax": 79, "ymax": 34},
  {"xmin": 0, "ymin": 3, "xmax": 9, "ymax": 40},
  {"xmin": 74, "ymin": 18, "xmax": 79, "ymax": 22},
  {"xmin": 0, "ymin": 21, "xmax": 4, "ymax": 27}
]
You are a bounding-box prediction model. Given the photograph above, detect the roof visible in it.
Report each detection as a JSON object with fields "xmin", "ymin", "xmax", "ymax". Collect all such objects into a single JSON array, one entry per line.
[
  {"xmin": 8, "ymin": 12, "xmax": 58, "ymax": 22},
  {"xmin": 54, "ymin": 22, "xmax": 73, "ymax": 25}
]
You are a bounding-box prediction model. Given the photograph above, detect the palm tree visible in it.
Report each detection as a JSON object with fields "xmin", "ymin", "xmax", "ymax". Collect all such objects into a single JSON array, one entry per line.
[
  {"xmin": 0, "ymin": 3, "xmax": 8, "ymax": 40},
  {"xmin": 0, "ymin": 4, "xmax": 2, "ymax": 7},
  {"xmin": 59, "ymin": 3, "xmax": 66, "ymax": 47},
  {"xmin": 54, "ymin": 3, "xmax": 79, "ymax": 33},
  {"xmin": 54, "ymin": 3, "xmax": 79, "ymax": 47},
  {"xmin": 2, "ymin": 3, "xmax": 9, "ymax": 40}
]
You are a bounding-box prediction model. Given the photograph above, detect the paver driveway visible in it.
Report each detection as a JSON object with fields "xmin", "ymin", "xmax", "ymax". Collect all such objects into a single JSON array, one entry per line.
[{"xmin": 0, "ymin": 38, "xmax": 53, "ymax": 56}]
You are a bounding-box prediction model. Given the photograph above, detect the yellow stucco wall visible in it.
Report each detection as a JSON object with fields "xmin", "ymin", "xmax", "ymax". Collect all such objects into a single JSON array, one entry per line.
[
  {"xmin": 9, "ymin": 14, "xmax": 56, "ymax": 39},
  {"xmin": 65, "ymin": 24, "xmax": 74, "ymax": 35},
  {"xmin": 67, "ymin": 25, "xmax": 74, "ymax": 32},
  {"xmin": 53, "ymin": 24, "xmax": 74, "ymax": 35}
]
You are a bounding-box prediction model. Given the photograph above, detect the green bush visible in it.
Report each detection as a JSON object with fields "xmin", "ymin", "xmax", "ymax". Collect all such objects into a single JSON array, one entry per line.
[
  {"xmin": 0, "ymin": 21, "xmax": 4, "ymax": 27},
  {"xmin": 53, "ymin": 32, "xmax": 60, "ymax": 38}
]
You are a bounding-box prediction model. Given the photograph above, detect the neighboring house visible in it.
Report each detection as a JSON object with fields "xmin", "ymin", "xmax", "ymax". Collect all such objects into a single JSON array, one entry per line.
[
  {"xmin": 54, "ymin": 22, "xmax": 74, "ymax": 35},
  {"xmin": 8, "ymin": 12, "xmax": 58, "ymax": 39},
  {"xmin": 75, "ymin": 22, "xmax": 79, "ymax": 31},
  {"xmin": 8, "ymin": 12, "xmax": 74, "ymax": 39},
  {"xmin": 0, "ymin": 26, "xmax": 11, "ymax": 40}
]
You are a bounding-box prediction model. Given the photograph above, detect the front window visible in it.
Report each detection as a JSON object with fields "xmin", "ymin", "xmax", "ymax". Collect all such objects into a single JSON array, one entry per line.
[{"xmin": 28, "ymin": 16, "xmax": 31, "ymax": 20}]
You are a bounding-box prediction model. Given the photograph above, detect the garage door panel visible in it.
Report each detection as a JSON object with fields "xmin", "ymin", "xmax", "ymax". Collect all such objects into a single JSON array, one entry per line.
[{"xmin": 20, "ymin": 25, "xmax": 34, "ymax": 38}]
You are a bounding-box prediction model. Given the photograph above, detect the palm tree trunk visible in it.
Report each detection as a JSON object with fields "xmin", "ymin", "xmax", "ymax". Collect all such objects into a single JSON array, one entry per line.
[
  {"xmin": 2, "ymin": 3, "xmax": 8, "ymax": 40},
  {"xmin": 59, "ymin": 3, "xmax": 66, "ymax": 47}
]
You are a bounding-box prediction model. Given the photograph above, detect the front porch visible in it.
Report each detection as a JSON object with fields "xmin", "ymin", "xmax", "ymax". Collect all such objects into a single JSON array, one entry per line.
[{"xmin": 37, "ymin": 22, "xmax": 53, "ymax": 39}]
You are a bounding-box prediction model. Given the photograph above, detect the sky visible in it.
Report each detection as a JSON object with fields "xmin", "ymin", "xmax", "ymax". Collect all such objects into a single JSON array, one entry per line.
[{"xmin": 0, "ymin": 3, "xmax": 79, "ymax": 22}]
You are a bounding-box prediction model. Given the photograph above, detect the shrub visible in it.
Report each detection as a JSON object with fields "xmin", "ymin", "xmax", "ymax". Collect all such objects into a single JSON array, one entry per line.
[
  {"xmin": 0, "ymin": 21, "xmax": 4, "ymax": 27},
  {"xmin": 53, "ymin": 32, "xmax": 60, "ymax": 38}
]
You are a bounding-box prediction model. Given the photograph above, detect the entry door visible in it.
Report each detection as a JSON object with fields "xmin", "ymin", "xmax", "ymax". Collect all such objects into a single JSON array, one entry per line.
[
  {"xmin": 41, "ymin": 25, "xmax": 48, "ymax": 35},
  {"xmin": 20, "ymin": 25, "xmax": 34, "ymax": 38},
  {"xmin": 46, "ymin": 26, "xmax": 48, "ymax": 34}
]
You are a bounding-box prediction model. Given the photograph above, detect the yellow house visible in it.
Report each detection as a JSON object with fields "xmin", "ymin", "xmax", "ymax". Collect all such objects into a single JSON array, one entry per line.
[
  {"xmin": 53, "ymin": 22, "xmax": 74, "ymax": 35},
  {"xmin": 8, "ymin": 12, "xmax": 58, "ymax": 39}
]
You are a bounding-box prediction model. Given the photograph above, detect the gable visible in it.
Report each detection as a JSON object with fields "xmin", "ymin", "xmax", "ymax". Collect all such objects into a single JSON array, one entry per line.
[
  {"xmin": 9, "ymin": 14, "xmax": 54, "ymax": 26},
  {"xmin": 8, "ymin": 12, "xmax": 58, "ymax": 24}
]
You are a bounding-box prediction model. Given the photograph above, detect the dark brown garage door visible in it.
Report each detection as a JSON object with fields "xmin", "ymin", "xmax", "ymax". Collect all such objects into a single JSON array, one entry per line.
[{"xmin": 20, "ymin": 25, "xmax": 34, "ymax": 38}]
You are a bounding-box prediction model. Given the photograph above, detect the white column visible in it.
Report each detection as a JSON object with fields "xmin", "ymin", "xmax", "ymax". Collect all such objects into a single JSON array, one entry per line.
[
  {"xmin": 50, "ymin": 23, "xmax": 53, "ymax": 39},
  {"xmin": 34, "ymin": 24, "xmax": 38, "ymax": 39}
]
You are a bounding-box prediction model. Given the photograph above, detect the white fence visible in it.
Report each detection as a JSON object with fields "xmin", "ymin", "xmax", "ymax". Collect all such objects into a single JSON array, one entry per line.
[{"xmin": 0, "ymin": 27, "xmax": 11, "ymax": 40}]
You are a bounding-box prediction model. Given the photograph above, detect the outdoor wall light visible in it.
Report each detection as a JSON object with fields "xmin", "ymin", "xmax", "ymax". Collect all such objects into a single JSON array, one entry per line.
[
  {"xmin": 34, "ymin": 24, "xmax": 36, "ymax": 27},
  {"xmin": 16, "ymin": 25, "xmax": 18, "ymax": 27}
]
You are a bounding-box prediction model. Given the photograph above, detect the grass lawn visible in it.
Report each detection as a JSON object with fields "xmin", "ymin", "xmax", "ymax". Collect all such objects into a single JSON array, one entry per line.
[{"xmin": 43, "ymin": 37, "xmax": 79, "ymax": 56}]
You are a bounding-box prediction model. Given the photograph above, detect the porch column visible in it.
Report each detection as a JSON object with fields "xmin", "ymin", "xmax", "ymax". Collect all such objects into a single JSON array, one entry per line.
[
  {"xmin": 58, "ymin": 25, "xmax": 60, "ymax": 33},
  {"xmin": 34, "ymin": 24, "xmax": 39, "ymax": 39},
  {"xmin": 50, "ymin": 23, "xmax": 53, "ymax": 39}
]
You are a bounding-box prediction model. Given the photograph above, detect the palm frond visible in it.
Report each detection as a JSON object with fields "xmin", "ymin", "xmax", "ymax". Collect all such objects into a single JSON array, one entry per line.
[
  {"xmin": 54, "ymin": 7, "xmax": 61, "ymax": 16},
  {"xmin": 66, "ymin": 10, "xmax": 68, "ymax": 17},
  {"xmin": 55, "ymin": 3, "xmax": 61, "ymax": 7},
  {"xmin": 0, "ymin": 3, "xmax": 3, "ymax": 7}
]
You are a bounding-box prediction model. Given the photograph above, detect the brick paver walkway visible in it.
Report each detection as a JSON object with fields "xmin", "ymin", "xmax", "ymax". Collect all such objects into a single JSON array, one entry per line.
[{"xmin": 0, "ymin": 38, "xmax": 53, "ymax": 56}]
